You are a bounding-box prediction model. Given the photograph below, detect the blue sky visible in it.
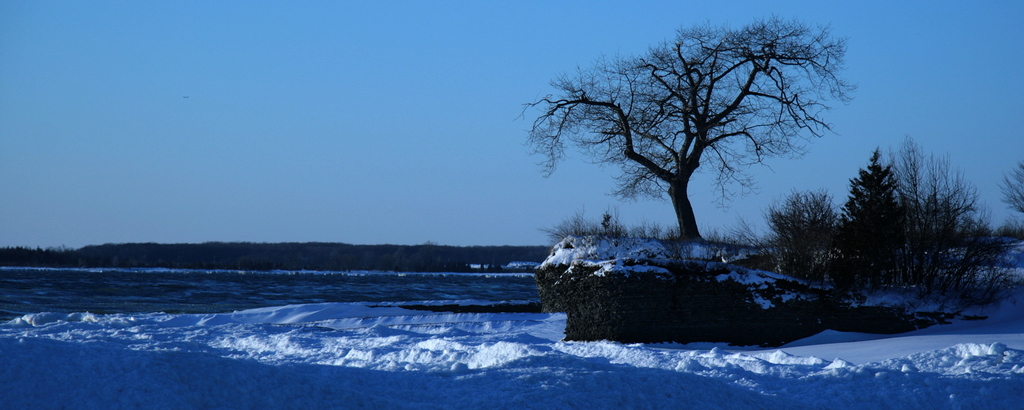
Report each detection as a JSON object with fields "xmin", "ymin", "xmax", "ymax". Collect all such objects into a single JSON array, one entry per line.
[{"xmin": 2, "ymin": 1, "xmax": 1022, "ymax": 248}]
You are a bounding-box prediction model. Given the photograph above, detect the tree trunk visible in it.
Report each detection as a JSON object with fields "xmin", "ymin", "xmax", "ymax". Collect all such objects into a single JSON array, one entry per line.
[{"xmin": 669, "ymin": 182, "xmax": 701, "ymax": 240}]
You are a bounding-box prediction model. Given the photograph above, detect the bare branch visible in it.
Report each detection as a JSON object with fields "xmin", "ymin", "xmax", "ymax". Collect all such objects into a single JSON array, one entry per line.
[
  {"xmin": 1001, "ymin": 161, "xmax": 1024, "ymax": 215},
  {"xmin": 525, "ymin": 17, "xmax": 853, "ymax": 239}
]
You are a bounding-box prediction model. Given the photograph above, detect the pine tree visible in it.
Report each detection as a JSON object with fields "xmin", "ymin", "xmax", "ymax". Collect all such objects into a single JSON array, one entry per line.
[{"xmin": 832, "ymin": 150, "xmax": 905, "ymax": 288}]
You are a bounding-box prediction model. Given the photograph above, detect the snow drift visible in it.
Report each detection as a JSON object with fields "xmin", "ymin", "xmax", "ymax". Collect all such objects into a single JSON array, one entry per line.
[{"xmin": 3, "ymin": 299, "xmax": 1024, "ymax": 409}]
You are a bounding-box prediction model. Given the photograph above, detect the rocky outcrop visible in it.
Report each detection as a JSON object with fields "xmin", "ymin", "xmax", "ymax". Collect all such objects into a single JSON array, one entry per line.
[{"xmin": 536, "ymin": 236, "xmax": 954, "ymax": 347}]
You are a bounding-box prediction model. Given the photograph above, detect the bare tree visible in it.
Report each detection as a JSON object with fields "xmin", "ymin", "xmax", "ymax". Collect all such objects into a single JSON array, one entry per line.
[
  {"xmin": 1001, "ymin": 161, "xmax": 1024, "ymax": 215},
  {"xmin": 764, "ymin": 189, "xmax": 838, "ymax": 284},
  {"xmin": 526, "ymin": 17, "xmax": 853, "ymax": 239},
  {"xmin": 891, "ymin": 138, "xmax": 1013, "ymax": 304}
]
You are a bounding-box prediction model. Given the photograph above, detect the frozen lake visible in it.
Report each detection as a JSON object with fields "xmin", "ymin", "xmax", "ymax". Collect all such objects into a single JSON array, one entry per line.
[{"xmin": 0, "ymin": 267, "xmax": 539, "ymax": 319}]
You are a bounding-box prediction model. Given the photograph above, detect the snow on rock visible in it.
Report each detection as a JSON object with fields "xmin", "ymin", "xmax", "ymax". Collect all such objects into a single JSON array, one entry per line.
[
  {"xmin": 712, "ymin": 269, "xmax": 804, "ymax": 286},
  {"xmin": 542, "ymin": 235, "xmax": 737, "ymax": 267},
  {"xmin": 542, "ymin": 235, "xmax": 778, "ymax": 282},
  {"xmin": 543, "ymin": 235, "xmax": 799, "ymax": 282},
  {"xmin": 542, "ymin": 236, "xmax": 672, "ymax": 267}
]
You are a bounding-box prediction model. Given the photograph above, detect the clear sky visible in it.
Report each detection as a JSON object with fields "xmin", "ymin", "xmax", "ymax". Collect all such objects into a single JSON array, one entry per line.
[{"xmin": 2, "ymin": 1, "xmax": 1022, "ymax": 248}]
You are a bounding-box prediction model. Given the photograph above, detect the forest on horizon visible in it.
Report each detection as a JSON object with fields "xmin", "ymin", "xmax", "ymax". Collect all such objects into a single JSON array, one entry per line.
[{"xmin": 0, "ymin": 242, "xmax": 549, "ymax": 273}]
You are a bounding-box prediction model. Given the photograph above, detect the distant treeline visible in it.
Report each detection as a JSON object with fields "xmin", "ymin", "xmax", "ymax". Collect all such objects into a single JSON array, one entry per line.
[{"xmin": 0, "ymin": 242, "xmax": 549, "ymax": 272}]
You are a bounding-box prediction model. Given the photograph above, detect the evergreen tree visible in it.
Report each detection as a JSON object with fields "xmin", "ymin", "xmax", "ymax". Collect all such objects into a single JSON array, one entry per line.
[{"xmin": 833, "ymin": 150, "xmax": 905, "ymax": 288}]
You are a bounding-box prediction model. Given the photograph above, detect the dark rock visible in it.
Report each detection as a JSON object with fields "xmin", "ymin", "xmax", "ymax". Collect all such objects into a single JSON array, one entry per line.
[{"xmin": 536, "ymin": 259, "xmax": 946, "ymax": 347}]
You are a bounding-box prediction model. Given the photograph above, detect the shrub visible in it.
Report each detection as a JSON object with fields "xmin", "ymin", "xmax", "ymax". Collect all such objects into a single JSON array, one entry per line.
[
  {"xmin": 889, "ymin": 138, "xmax": 1015, "ymax": 304},
  {"xmin": 541, "ymin": 208, "xmax": 628, "ymax": 244},
  {"xmin": 763, "ymin": 189, "xmax": 838, "ymax": 284},
  {"xmin": 755, "ymin": 140, "xmax": 1017, "ymax": 307},
  {"xmin": 994, "ymin": 219, "xmax": 1024, "ymax": 240}
]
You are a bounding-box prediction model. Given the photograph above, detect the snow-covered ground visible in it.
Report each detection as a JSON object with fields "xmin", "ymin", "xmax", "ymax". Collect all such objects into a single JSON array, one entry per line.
[
  {"xmin": 2, "ymin": 236, "xmax": 1023, "ymax": 408},
  {"xmin": 2, "ymin": 295, "xmax": 1024, "ymax": 409}
]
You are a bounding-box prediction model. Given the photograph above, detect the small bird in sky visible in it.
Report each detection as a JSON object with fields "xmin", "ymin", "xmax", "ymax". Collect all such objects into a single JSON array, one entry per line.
[{"xmin": 183, "ymin": 96, "xmax": 189, "ymax": 98}]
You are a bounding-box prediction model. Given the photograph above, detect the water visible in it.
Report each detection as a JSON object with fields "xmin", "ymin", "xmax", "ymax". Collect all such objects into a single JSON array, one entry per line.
[{"xmin": 0, "ymin": 268, "xmax": 540, "ymax": 320}]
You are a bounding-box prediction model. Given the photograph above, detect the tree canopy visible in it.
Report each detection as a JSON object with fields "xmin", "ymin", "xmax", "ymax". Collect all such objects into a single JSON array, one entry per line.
[{"xmin": 527, "ymin": 17, "xmax": 854, "ymax": 239}]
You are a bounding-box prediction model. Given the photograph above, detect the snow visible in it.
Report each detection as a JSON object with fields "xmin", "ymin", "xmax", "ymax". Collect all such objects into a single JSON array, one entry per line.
[
  {"xmin": 542, "ymin": 235, "xmax": 761, "ymax": 268},
  {"xmin": 545, "ymin": 236, "xmax": 761, "ymax": 281},
  {"xmin": 3, "ymin": 237, "xmax": 1024, "ymax": 408},
  {"xmin": 2, "ymin": 294, "xmax": 1024, "ymax": 408},
  {"xmin": 542, "ymin": 236, "xmax": 673, "ymax": 267},
  {"xmin": 545, "ymin": 236, "xmax": 819, "ymax": 310},
  {"xmin": 544, "ymin": 235, "xmax": 797, "ymax": 282}
]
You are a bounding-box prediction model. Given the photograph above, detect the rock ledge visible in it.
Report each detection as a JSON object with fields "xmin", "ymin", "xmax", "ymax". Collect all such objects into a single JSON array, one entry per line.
[{"xmin": 536, "ymin": 236, "xmax": 951, "ymax": 347}]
